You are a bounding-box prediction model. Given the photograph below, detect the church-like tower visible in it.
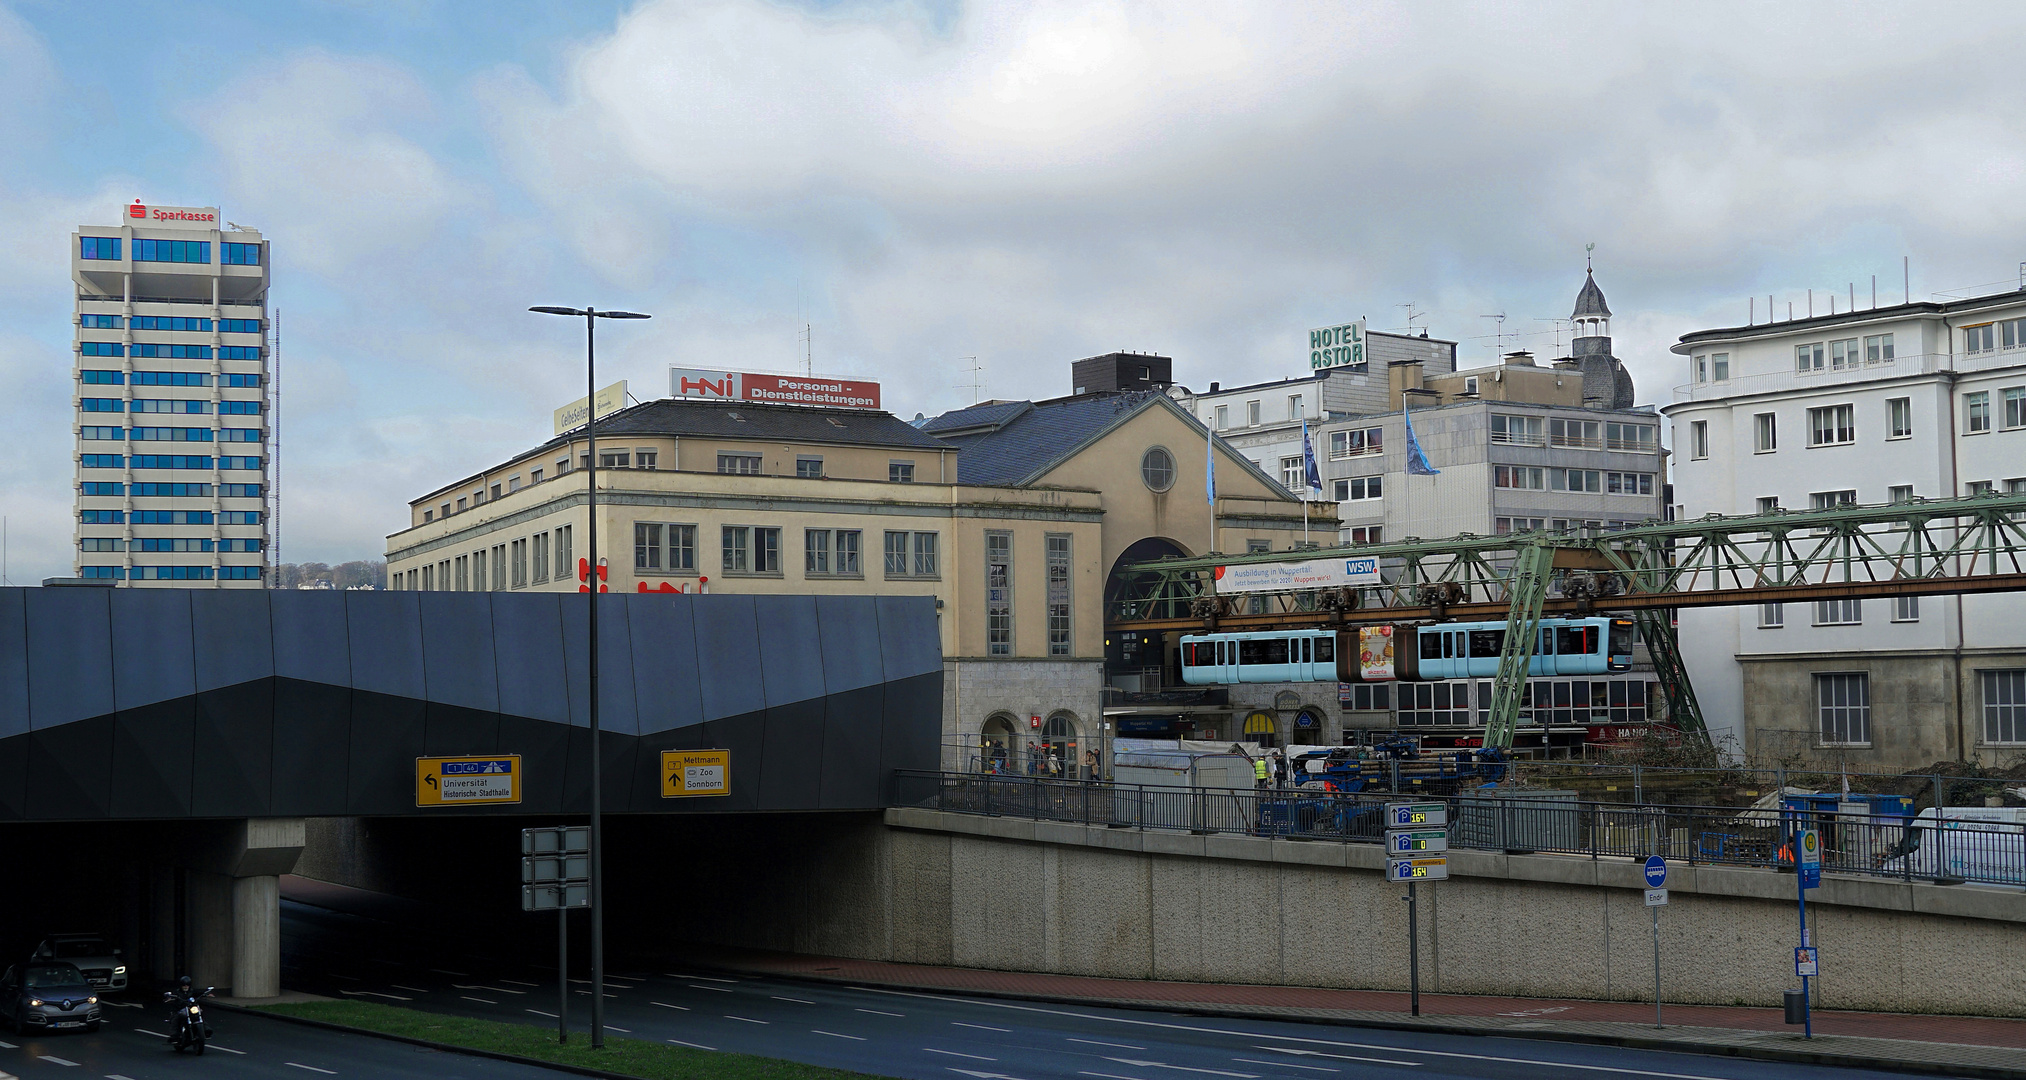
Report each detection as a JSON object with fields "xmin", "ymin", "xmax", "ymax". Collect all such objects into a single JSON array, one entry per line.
[{"xmin": 1567, "ymin": 266, "xmax": 1634, "ymax": 408}]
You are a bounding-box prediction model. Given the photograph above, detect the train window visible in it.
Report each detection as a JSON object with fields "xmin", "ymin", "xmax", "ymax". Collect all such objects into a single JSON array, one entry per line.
[
  {"xmin": 1315, "ymin": 636, "xmax": 1334, "ymax": 663},
  {"xmin": 1441, "ymin": 633, "xmax": 1454, "ymax": 659},
  {"xmin": 1556, "ymin": 626, "xmax": 1596, "ymax": 654},
  {"xmin": 1420, "ymin": 631, "xmax": 1443, "ymax": 660},
  {"xmin": 1298, "ymin": 637, "xmax": 1309, "ymax": 663},
  {"xmin": 1240, "ymin": 638, "xmax": 1290, "ymax": 665},
  {"xmin": 1185, "ymin": 641, "xmax": 1211, "ymax": 666},
  {"xmin": 1611, "ymin": 620, "xmax": 1634, "ymax": 655},
  {"xmin": 1540, "ymin": 628, "xmax": 1555, "ymax": 653},
  {"xmin": 1468, "ymin": 629, "xmax": 1504, "ymax": 657}
]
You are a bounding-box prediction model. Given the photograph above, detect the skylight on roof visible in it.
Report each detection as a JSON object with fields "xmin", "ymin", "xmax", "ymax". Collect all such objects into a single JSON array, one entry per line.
[
  {"xmin": 826, "ymin": 417, "xmax": 846, "ymax": 427},
  {"xmin": 727, "ymin": 410, "xmax": 744, "ymax": 421}
]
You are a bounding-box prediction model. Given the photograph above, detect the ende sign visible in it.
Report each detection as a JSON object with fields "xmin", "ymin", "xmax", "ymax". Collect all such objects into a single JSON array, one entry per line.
[
  {"xmin": 1309, "ymin": 318, "xmax": 1366, "ymax": 371},
  {"xmin": 1211, "ymin": 555, "xmax": 1381, "ymax": 595},
  {"xmin": 671, "ymin": 367, "xmax": 881, "ymax": 410}
]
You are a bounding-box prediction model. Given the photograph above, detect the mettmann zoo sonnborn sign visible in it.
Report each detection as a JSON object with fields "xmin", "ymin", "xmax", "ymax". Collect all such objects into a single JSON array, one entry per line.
[{"xmin": 1309, "ymin": 318, "xmax": 1366, "ymax": 371}]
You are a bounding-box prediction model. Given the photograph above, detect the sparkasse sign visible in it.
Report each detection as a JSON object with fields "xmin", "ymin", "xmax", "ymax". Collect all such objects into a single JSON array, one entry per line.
[
  {"xmin": 125, "ymin": 202, "xmax": 221, "ymax": 229},
  {"xmin": 1309, "ymin": 318, "xmax": 1366, "ymax": 371},
  {"xmin": 670, "ymin": 367, "xmax": 880, "ymax": 410}
]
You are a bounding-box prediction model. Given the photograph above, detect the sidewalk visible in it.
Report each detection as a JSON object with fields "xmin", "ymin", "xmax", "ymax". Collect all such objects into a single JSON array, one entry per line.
[{"xmin": 692, "ymin": 945, "xmax": 2026, "ymax": 1078}]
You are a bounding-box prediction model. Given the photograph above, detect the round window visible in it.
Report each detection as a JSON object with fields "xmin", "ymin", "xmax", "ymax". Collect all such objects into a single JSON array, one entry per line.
[{"xmin": 1142, "ymin": 447, "xmax": 1176, "ymax": 492}]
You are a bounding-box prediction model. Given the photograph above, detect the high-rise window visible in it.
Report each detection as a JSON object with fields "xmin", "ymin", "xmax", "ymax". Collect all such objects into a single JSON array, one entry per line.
[
  {"xmin": 473, "ymin": 548, "xmax": 488, "ymax": 591},
  {"xmin": 1829, "ymin": 338, "xmax": 1859, "ymax": 370},
  {"xmin": 2004, "ymin": 387, "xmax": 2025, "ymax": 429},
  {"xmin": 455, "ymin": 554, "xmax": 469, "ymax": 591},
  {"xmin": 1887, "ymin": 397, "xmax": 1912, "ymax": 439},
  {"xmin": 1965, "ymin": 324, "xmax": 1996, "ymax": 354},
  {"xmin": 1809, "ymin": 489, "xmax": 1856, "ymax": 511},
  {"xmin": 1864, "ymin": 334, "xmax": 1894, "ymax": 363},
  {"xmin": 491, "ymin": 544, "xmax": 507, "ymax": 590},
  {"xmin": 1816, "ymin": 673, "xmax": 1870, "ymax": 745},
  {"xmin": 1893, "ymin": 595, "xmax": 1920, "ymax": 622},
  {"xmin": 132, "ymin": 239, "xmax": 209, "ymax": 264},
  {"xmin": 1334, "ymin": 426, "xmax": 1386, "ymax": 455},
  {"xmin": 554, "ymin": 525, "xmax": 572, "ymax": 581},
  {"xmin": 721, "ymin": 527, "xmax": 749, "ymax": 572},
  {"xmin": 1759, "ymin": 603, "xmax": 1783, "ymax": 627},
  {"xmin": 986, "ymin": 531, "xmax": 1012, "ymax": 656},
  {"xmin": 1245, "ymin": 400, "xmax": 1261, "ymax": 426},
  {"xmin": 1280, "ymin": 456, "xmax": 1305, "ymax": 491},
  {"xmin": 1985, "ymin": 670, "xmax": 2026, "ymax": 745},
  {"xmin": 635, "ymin": 523, "xmax": 663, "ymax": 570},
  {"xmin": 805, "ymin": 529, "xmax": 861, "ymax": 576},
  {"xmin": 79, "ymin": 237, "xmax": 121, "ymax": 260},
  {"xmin": 1966, "ymin": 391, "xmax": 1991, "ymax": 433},
  {"xmin": 1689, "ymin": 420, "xmax": 1708, "ymax": 460},
  {"xmin": 511, "ymin": 538, "xmax": 528, "ymax": 587},
  {"xmin": 889, "ymin": 461, "xmax": 915, "ymax": 483},
  {"xmin": 796, "ymin": 457, "xmax": 824, "ymax": 478},
  {"xmin": 1754, "ymin": 413, "xmax": 1777, "ymax": 452},
  {"xmin": 1214, "ymin": 405, "xmax": 1228, "ymax": 430},
  {"xmin": 1710, "ymin": 352, "xmax": 1729, "ymax": 381},
  {"xmin": 1046, "ymin": 534, "xmax": 1071, "ymax": 657},
  {"xmin": 1814, "ymin": 598, "xmax": 1862, "ymax": 625},
  {"xmin": 1889, "ymin": 485, "xmax": 1914, "ymax": 503},
  {"xmin": 1795, "ymin": 342, "xmax": 1825, "ymax": 372},
  {"xmin": 221, "ymin": 242, "xmax": 261, "ymax": 265},
  {"xmin": 1806, "ymin": 404, "xmax": 1855, "ymax": 446},
  {"xmin": 718, "ymin": 453, "xmax": 762, "ymax": 474},
  {"xmin": 1288, "ymin": 394, "xmax": 1304, "ymax": 420}
]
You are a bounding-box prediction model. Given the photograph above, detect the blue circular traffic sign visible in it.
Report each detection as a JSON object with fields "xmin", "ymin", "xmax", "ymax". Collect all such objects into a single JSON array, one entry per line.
[{"xmin": 1644, "ymin": 855, "xmax": 1668, "ymax": 888}]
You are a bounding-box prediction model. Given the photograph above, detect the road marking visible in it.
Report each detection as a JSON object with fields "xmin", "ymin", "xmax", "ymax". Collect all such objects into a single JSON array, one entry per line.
[
  {"xmin": 925, "ymin": 1048, "xmax": 996, "ymax": 1060},
  {"xmin": 37, "ymin": 1057, "xmax": 80, "ymax": 1067},
  {"xmin": 813, "ymin": 1030, "xmax": 866, "ymax": 1041},
  {"xmin": 460, "ymin": 996, "xmax": 498, "ymax": 1004},
  {"xmin": 428, "ymin": 968, "xmax": 470, "ymax": 977},
  {"xmin": 953, "ymin": 1021, "xmax": 1011, "ymax": 1032},
  {"xmin": 131, "ymin": 1029, "xmax": 166, "ymax": 1038},
  {"xmin": 339, "ymin": 989, "xmax": 412, "ymax": 1001},
  {"xmin": 0, "ymin": 1038, "xmax": 14, "ymax": 1046},
  {"xmin": 667, "ymin": 1039, "xmax": 716, "ymax": 1050},
  {"xmin": 947, "ymin": 1070, "xmax": 1027, "ymax": 1080},
  {"xmin": 1068, "ymin": 1038, "xmax": 1144, "ymax": 1050},
  {"xmin": 605, "ymin": 974, "xmax": 647, "ymax": 982},
  {"xmin": 1233, "ymin": 1059, "xmax": 1336, "ymax": 1073},
  {"xmin": 1257, "ymin": 1047, "xmax": 1420, "ymax": 1068},
  {"xmin": 1079, "ymin": 1073, "xmax": 1152, "ymax": 1080},
  {"xmin": 651, "ymin": 1002, "xmax": 690, "ymax": 1010},
  {"xmin": 208, "ymin": 1044, "xmax": 248, "ymax": 1055},
  {"xmin": 107, "ymin": 1001, "xmax": 144, "ymax": 1008},
  {"xmin": 454, "ymin": 984, "xmax": 526, "ymax": 995},
  {"xmin": 725, "ymin": 1015, "xmax": 769, "ymax": 1024},
  {"xmin": 286, "ymin": 1064, "xmax": 338, "ymax": 1075},
  {"xmin": 771, "ymin": 996, "xmax": 815, "ymax": 1004},
  {"xmin": 390, "ymin": 984, "xmax": 430, "ymax": 993},
  {"xmin": 527, "ymin": 1009, "xmax": 559, "ymax": 1018},
  {"xmin": 572, "ymin": 991, "xmax": 620, "ymax": 998},
  {"xmin": 856, "ymin": 1008, "xmax": 904, "ymax": 1017},
  {"xmin": 856, "ymin": 988, "xmax": 1745, "ymax": 1080},
  {"xmin": 108, "ymin": 1074, "xmax": 143, "ymax": 1079},
  {"xmin": 688, "ymin": 984, "xmax": 733, "ymax": 993},
  {"xmin": 607, "ymin": 1026, "xmax": 631, "ymax": 1033},
  {"xmin": 667, "ymin": 973, "xmax": 738, "ymax": 982},
  {"xmin": 1104, "ymin": 1059, "xmax": 1256, "ymax": 1078},
  {"xmin": 499, "ymin": 978, "xmax": 539, "ymax": 987}
]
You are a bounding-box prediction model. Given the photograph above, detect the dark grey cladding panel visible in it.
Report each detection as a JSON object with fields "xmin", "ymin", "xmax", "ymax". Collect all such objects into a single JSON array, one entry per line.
[
  {"xmin": 690, "ymin": 595, "xmax": 763, "ymax": 722},
  {"xmin": 191, "ymin": 681, "xmax": 273, "ymax": 819},
  {"xmin": 626, "ymin": 596, "xmax": 704, "ymax": 737},
  {"xmin": 110, "ymin": 700, "xmax": 193, "ymax": 817},
  {"xmin": 0, "ymin": 591, "xmax": 27, "ymax": 741},
  {"xmin": 348, "ymin": 690, "xmax": 425, "ymax": 813},
  {"xmin": 560, "ymin": 726, "xmax": 637, "ymax": 814},
  {"xmin": 698, "ymin": 711, "xmax": 766, "ymax": 812},
  {"xmin": 190, "ymin": 590, "xmax": 273, "ymax": 692},
  {"xmin": 110, "ymin": 589, "xmax": 196, "ymax": 713},
  {"xmin": 25, "ymin": 588, "xmax": 114, "ymax": 730},
  {"xmin": 558, "ymin": 600, "xmax": 640, "ymax": 736},
  {"xmin": 28, "ymin": 716, "xmax": 113, "ymax": 819},
  {"xmin": 492, "ymin": 593, "xmax": 567, "ymax": 724},
  {"xmin": 270, "ymin": 679, "xmax": 350, "ymax": 817},
  {"xmin": 0, "ymin": 732, "xmax": 23, "ymax": 819},
  {"xmin": 875, "ymin": 596, "xmax": 943, "ymax": 682},
  {"xmin": 755, "ymin": 595, "xmax": 823, "ymax": 709},
  {"xmin": 880, "ymin": 671, "xmax": 944, "ymax": 780},
  {"xmin": 757, "ymin": 698, "xmax": 825, "ymax": 810},
  {"xmin": 419, "ymin": 593, "xmax": 499, "ymax": 713},
  {"xmin": 819, "ymin": 685, "xmax": 885, "ymax": 808},
  {"xmin": 815, "ymin": 595, "xmax": 883, "ymax": 696},
  {"xmin": 270, "ymin": 591, "xmax": 351, "ymax": 686},
  {"xmin": 347, "ymin": 591, "xmax": 425, "ymax": 700},
  {"xmin": 497, "ymin": 713, "xmax": 569, "ymax": 814}
]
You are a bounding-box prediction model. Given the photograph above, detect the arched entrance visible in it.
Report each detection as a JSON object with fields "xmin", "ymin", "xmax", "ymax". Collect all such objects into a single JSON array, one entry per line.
[
  {"xmin": 1041, "ymin": 713, "xmax": 1080, "ymax": 778},
  {"xmin": 980, "ymin": 714, "xmax": 1018, "ymax": 773},
  {"xmin": 1241, "ymin": 710, "xmax": 1278, "ymax": 748},
  {"xmin": 1292, "ymin": 707, "xmax": 1326, "ymax": 746},
  {"xmin": 1106, "ymin": 537, "xmax": 1191, "ymax": 691}
]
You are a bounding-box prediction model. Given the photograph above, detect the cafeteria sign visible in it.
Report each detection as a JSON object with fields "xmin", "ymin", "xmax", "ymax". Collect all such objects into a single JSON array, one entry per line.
[{"xmin": 1212, "ymin": 555, "xmax": 1380, "ymax": 595}]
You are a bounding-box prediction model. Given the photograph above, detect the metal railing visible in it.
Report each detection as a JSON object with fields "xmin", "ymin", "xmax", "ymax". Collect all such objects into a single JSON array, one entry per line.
[{"xmin": 892, "ymin": 770, "xmax": 2026, "ymax": 888}]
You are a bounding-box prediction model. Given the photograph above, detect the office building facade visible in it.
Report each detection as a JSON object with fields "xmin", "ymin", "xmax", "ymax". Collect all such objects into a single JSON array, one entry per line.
[
  {"xmin": 1666, "ymin": 285, "xmax": 2026, "ymax": 768},
  {"xmin": 72, "ymin": 202, "xmax": 270, "ymax": 586}
]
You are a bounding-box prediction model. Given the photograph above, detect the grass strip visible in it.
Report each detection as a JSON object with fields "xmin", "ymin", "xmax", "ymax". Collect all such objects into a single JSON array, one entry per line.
[{"xmin": 257, "ymin": 999, "xmax": 893, "ymax": 1080}]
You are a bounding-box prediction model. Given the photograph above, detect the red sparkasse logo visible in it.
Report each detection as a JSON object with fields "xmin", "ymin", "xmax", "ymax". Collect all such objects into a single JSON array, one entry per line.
[{"xmin": 129, "ymin": 201, "xmax": 146, "ymax": 218}]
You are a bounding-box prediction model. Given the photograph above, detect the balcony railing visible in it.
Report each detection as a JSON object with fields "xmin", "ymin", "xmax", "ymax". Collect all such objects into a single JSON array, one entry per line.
[{"xmin": 1671, "ymin": 350, "xmax": 2026, "ymax": 402}]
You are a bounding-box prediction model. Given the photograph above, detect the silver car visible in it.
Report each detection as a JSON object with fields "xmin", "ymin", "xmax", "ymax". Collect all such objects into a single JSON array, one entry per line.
[
  {"xmin": 0, "ymin": 962, "xmax": 102, "ymax": 1034},
  {"xmin": 32, "ymin": 934, "xmax": 127, "ymax": 993}
]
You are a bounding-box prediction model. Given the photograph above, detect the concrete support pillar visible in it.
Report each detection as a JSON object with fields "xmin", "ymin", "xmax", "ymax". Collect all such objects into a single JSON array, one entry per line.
[
  {"xmin": 169, "ymin": 818, "xmax": 304, "ymax": 998},
  {"xmin": 185, "ymin": 871, "xmax": 235, "ymax": 989},
  {"xmin": 231, "ymin": 874, "xmax": 281, "ymax": 998}
]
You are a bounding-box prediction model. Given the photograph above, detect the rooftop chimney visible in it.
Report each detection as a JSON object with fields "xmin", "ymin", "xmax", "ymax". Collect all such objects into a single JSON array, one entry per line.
[{"xmin": 1503, "ymin": 350, "xmax": 1535, "ymax": 366}]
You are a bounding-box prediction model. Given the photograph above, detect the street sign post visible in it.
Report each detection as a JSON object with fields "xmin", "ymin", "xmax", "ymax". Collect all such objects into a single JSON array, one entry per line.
[
  {"xmin": 1387, "ymin": 803, "xmax": 1450, "ymax": 1018},
  {"xmin": 1797, "ymin": 828, "xmax": 1822, "ymax": 889},
  {"xmin": 523, "ymin": 827, "xmax": 591, "ymax": 1044},
  {"xmin": 1794, "ymin": 828, "xmax": 1821, "ymax": 1038},
  {"xmin": 416, "ymin": 755, "xmax": 522, "ymax": 807},
  {"xmin": 1644, "ymin": 855, "xmax": 1666, "ymax": 1028},
  {"xmin": 661, "ymin": 750, "xmax": 731, "ymax": 798}
]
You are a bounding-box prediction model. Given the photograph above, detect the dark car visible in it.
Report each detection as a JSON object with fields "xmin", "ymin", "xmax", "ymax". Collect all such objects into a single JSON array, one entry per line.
[
  {"xmin": 31, "ymin": 934, "xmax": 127, "ymax": 992},
  {"xmin": 0, "ymin": 962, "xmax": 102, "ymax": 1034}
]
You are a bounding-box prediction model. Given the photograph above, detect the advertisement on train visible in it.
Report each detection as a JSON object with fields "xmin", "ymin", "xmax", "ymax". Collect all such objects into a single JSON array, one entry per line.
[
  {"xmin": 1359, "ymin": 625, "xmax": 1395, "ymax": 681},
  {"xmin": 1212, "ymin": 555, "xmax": 1381, "ymax": 594}
]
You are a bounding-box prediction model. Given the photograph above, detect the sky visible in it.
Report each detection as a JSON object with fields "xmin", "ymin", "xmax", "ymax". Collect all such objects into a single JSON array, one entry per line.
[{"xmin": 3, "ymin": 0, "xmax": 2025, "ymax": 583}]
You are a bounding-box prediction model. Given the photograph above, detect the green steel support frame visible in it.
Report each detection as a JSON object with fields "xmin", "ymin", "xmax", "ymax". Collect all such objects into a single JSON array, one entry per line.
[{"xmin": 1483, "ymin": 543, "xmax": 1556, "ymax": 751}]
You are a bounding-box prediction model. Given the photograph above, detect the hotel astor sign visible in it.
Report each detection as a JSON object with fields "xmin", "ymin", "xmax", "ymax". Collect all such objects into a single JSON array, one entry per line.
[{"xmin": 670, "ymin": 367, "xmax": 881, "ymax": 410}]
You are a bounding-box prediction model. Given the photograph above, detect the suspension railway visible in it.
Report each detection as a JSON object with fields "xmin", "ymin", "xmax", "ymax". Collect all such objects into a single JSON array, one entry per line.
[{"xmin": 1107, "ymin": 492, "xmax": 2026, "ymax": 753}]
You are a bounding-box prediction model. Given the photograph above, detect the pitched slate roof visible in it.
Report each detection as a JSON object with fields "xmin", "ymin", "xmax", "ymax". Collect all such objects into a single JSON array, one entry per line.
[
  {"xmin": 540, "ymin": 397, "xmax": 951, "ymax": 453},
  {"xmin": 919, "ymin": 400, "xmax": 1034, "ymax": 437},
  {"xmin": 1571, "ymin": 269, "xmax": 1613, "ymax": 319}
]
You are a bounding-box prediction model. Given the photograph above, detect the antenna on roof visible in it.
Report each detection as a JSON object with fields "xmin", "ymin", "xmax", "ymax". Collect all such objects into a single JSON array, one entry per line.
[
  {"xmin": 1479, "ymin": 312, "xmax": 1507, "ymax": 355},
  {"xmin": 1397, "ymin": 301, "xmax": 1424, "ymax": 335},
  {"xmin": 956, "ymin": 356, "xmax": 983, "ymax": 405}
]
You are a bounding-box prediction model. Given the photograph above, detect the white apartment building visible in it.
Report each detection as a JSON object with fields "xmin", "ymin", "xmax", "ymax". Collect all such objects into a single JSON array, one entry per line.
[
  {"xmin": 72, "ymin": 202, "xmax": 270, "ymax": 586},
  {"xmin": 1665, "ymin": 286, "xmax": 2026, "ymax": 769}
]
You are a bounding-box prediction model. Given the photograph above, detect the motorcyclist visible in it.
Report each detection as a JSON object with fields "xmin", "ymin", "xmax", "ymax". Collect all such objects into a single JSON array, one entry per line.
[{"xmin": 164, "ymin": 975, "xmax": 213, "ymax": 1053}]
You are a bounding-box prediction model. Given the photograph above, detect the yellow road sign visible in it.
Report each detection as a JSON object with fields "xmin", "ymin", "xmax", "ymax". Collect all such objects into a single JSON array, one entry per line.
[
  {"xmin": 416, "ymin": 755, "xmax": 522, "ymax": 807},
  {"xmin": 662, "ymin": 750, "xmax": 729, "ymax": 798}
]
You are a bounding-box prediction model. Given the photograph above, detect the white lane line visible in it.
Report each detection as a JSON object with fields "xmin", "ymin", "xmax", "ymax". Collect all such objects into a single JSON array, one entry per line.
[
  {"xmin": 1080, "ymin": 1073, "xmax": 1152, "ymax": 1080},
  {"xmin": 108, "ymin": 1074, "xmax": 144, "ymax": 1079},
  {"xmin": 1258, "ymin": 1047, "xmax": 1419, "ymax": 1067},
  {"xmin": 925, "ymin": 1048, "xmax": 997, "ymax": 1061},
  {"xmin": 856, "ymin": 1008, "xmax": 904, "ymax": 1017},
  {"xmin": 460, "ymin": 996, "xmax": 498, "ymax": 1004},
  {"xmin": 667, "ymin": 1039, "xmax": 716, "ymax": 1050},
  {"xmin": 607, "ymin": 1026, "xmax": 631, "ymax": 1033},
  {"xmin": 390, "ymin": 984, "xmax": 429, "ymax": 993},
  {"xmin": 1234, "ymin": 1059, "xmax": 1336, "ymax": 1073},
  {"xmin": 208, "ymin": 1044, "xmax": 248, "ymax": 1055},
  {"xmin": 953, "ymin": 1021, "xmax": 1011, "ymax": 1032},
  {"xmin": 857, "ymin": 987, "xmax": 1744, "ymax": 1080},
  {"xmin": 455, "ymin": 983, "xmax": 525, "ymax": 995},
  {"xmin": 0, "ymin": 1038, "xmax": 15, "ymax": 1046},
  {"xmin": 428, "ymin": 968, "xmax": 470, "ymax": 977},
  {"xmin": 131, "ymin": 1028, "xmax": 167, "ymax": 1038},
  {"xmin": 499, "ymin": 978, "xmax": 538, "ymax": 987},
  {"xmin": 605, "ymin": 974, "xmax": 646, "ymax": 982},
  {"xmin": 286, "ymin": 1064, "xmax": 339, "ymax": 1075},
  {"xmin": 668, "ymin": 974, "xmax": 738, "ymax": 982},
  {"xmin": 527, "ymin": 1009, "xmax": 559, "ymax": 1018},
  {"xmin": 725, "ymin": 1015, "xmax": 769, "ymax": 1024},
  {"xmin": 329, "ymin": 973, "xmax": 360, "ymax": 981},
  {"xmin": 688, "ymin": 984, "xmax": 733, "ymax": 993},
  {"xmin": 1068, "ymin": 1038, "xmax": 1144, "ymax": 1050},
  {"xmin": 813, "ymin": 1030, "xmax": 866, "ymax": 1041},
  {"xmin": 651, "ymin": 1002, "xmax": 690, "ymax": 1010},
  {"xmin": 771, "ymin": 995, "xmax": 815, "ymax": 1004},
  {"xmin": 572, "ymin": 991, "xmax": 620, "ymax": 998},
  {"xmin": 339, "ymin": 989, "xmax": 412, "ymax": 1001},
  {"xmin": 1110, "ymin": 1053, "xmax": 1248, "ymax": 1069},
  {"xmin": 38, "ymin": 1057, "xmax": 80, "ymax": 1067}
]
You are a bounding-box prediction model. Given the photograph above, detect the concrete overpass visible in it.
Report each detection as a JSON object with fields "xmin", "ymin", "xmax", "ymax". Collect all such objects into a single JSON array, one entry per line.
[{"xmin": 0, "ymin": 586, "xmax": 941, "ymax": 995}]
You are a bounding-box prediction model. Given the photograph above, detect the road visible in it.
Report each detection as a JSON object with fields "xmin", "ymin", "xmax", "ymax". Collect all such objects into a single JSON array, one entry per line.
[
  {"xmin": 269, "ymin": 895, "xmax": 1961, "ymax": 1080},
  {"xmin": 0, "ymin": 1004, "xmax": 572, "ymax": 1080}
]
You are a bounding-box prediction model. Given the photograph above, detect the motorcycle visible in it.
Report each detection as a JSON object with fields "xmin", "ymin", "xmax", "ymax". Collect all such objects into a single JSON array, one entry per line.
[{"xmin": 163, "ymin": 980, "xmax": 215, "ymax": 1054}]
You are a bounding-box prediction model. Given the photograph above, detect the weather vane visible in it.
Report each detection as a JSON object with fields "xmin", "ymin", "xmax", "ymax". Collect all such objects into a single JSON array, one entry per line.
[{"xmin": 1586, "ymin": 242, "xmax": 1595, "ymax": 271}]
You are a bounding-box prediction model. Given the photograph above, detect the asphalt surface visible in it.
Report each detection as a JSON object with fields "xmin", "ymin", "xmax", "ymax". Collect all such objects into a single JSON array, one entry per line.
[
  {"xmin": 0, "ymin": 1002, "xmax": 574, "ymax": 1080},
  {"xmin": 272, "ymin": 895, "xmax": 1969, "ymax": 1080}
]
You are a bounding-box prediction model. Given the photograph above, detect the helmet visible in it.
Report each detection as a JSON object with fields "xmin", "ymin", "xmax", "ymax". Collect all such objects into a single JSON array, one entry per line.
[{"xmin": 179, "ymin": 976, "xmax": 193, "ymax": 987}]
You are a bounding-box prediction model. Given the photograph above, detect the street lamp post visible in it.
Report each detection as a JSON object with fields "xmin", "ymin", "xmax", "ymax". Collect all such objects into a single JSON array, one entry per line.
[{"xmin": 530, "ymin": 304, "xmax": 649, "ymax": 1050}]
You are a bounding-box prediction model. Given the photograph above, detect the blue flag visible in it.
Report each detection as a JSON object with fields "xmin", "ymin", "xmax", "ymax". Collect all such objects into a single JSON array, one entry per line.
[
  {"xmin": 1301, "ymin": 420, "xmax": 1322, "ymax": 492},
  {"xmin": 1404, "ymin": 407, "xmax": 1441, "ymax": 476},
  {"xmin": 1205, "ymin": 428, "xmax": 1217, "ymax": 505}
]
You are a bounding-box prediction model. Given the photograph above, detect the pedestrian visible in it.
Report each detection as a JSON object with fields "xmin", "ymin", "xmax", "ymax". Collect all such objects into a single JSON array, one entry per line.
[
  {"xmin": 1252, "ymin": 752, "xmax": 1270, "ymax": 791},
  {"xmin": 1273, "ymin": 750, "xmax": 1288, "ymax": 788},
  {"xmin": 1048, "ymin": 748, "xmax": 1062, "ymax": 777}
]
